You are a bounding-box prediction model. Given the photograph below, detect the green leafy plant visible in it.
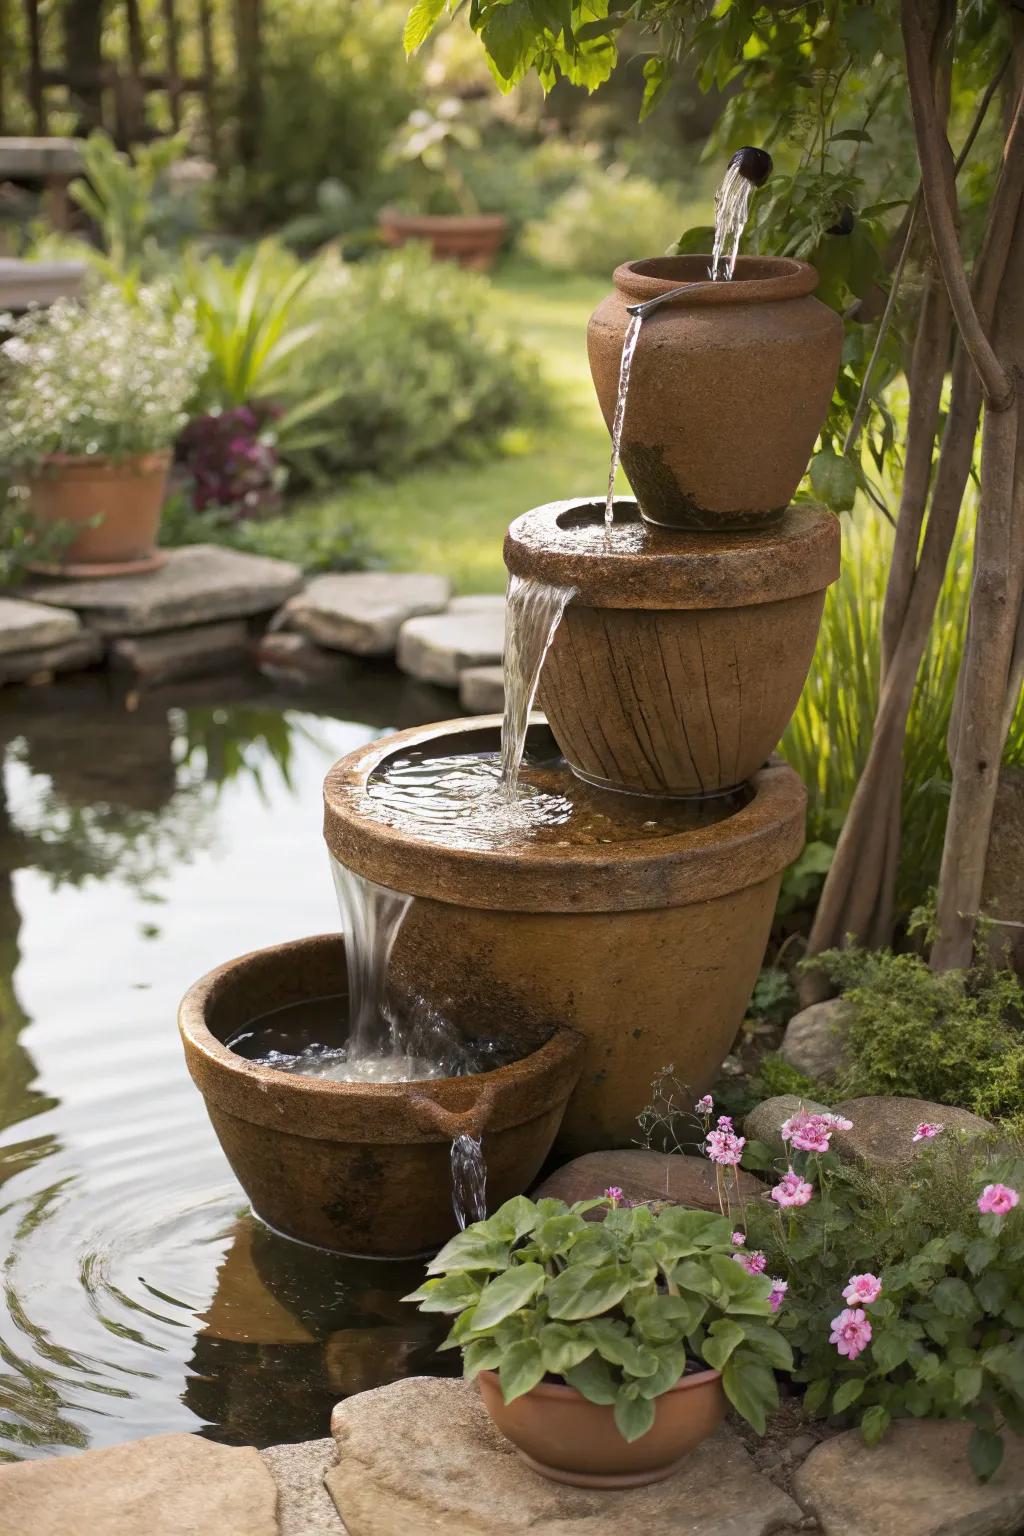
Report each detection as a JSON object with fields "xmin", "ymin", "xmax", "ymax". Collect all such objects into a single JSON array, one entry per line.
[
  {"xmin": 68, "ymin": 129, "xmax": 189, "ymax": 276},
  {"xmin": 522, "ymin": 165, "xmax": 684, "ymax": 277},
  {"xmin": 406, "ymin": 1193, "xmax": 791, "ymax": 1439},
  {"xmin": 388, "ymin": 97, "xmax": 485, "ymax": 216},
  {"xmin": 0, "ymin": 490, "xmax": 78, "ymax": 584}
]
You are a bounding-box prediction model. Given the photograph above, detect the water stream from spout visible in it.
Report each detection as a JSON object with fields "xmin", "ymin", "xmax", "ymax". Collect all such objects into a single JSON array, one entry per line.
[
  {"xmin": 710, "ymin": 158, "xmax": 755, "ymax": 282},
  {"xmin": 604, "ymin": 310, "xmax": 643, "ymax": 527},
  {"xmin": 500, "ymin": 574, "xmax": 576, "ymax": 793},
  {"xmin": 451, "ymin": 1133, "xmax": 488, "ymax": 1228}
]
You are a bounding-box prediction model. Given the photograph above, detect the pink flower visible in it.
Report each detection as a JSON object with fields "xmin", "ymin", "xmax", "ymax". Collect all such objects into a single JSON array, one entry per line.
[
  {"xmin": 770, "ymin": 1168, "xmax": 814, "ymax": 1208},
  {"xmin": 821, "ymin": 1113, "xmax": 853, "ymax": 1132},
  {"xmin": 705, "ymin": 1127, "xmax": 746, "ymax": 1166},
  {"xmin": 978, "ymin": 1183, "xmax": 1020, "ymax": 1216},
  {"xmin": 842, "ymin": 1273, "xmax": 882, "ymax": 1306},
  {"xmin": 733, "ymin": 1249, "xmax": 768, "ymax": 1275},
  {"xmin": 695, "ymin": 1094, "xmax": 714, "ymax": 1116},
  {"xmin": 829, "ymin": 1307, "xmax": 872, "ymax": 1361},
  {"xmin": 781, "ymin": 1108, "xmax": 838, "ymax": 1154},
  {"xmin": 768, "ymin": 1278, "xmax": 788, "ymax": 1312},
  {"xmin": 604, "ymin": 1186, "xmax": 624, "ymax": 1204},
  {"xmin": 731, "ymin": 1231, "xmax": 746, "ymax": 1245},
  {"xmin": 913, "ymin": 1122, "xmax": 943, "ymax": 1142}
]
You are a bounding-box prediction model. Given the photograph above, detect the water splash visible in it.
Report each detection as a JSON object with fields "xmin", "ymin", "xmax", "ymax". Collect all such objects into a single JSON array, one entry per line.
[
  {"xmin": 500, "ymin": 574, "xmax": 576, "ymax": 793},
  {"xmin": 605, "ymin": 311, "xmax": 643, "ymax": 526},
  {"xmin": 451, "ymin": 1133, "xmax": 487, "ymax": 1229}
]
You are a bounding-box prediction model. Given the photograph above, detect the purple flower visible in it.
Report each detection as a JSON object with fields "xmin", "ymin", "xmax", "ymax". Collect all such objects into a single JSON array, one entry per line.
[
  {"xmin": 604, "ymin": 1186, "xmax": 624, "ymax": 1205},
  {"xmin": 733, "ymin": 1249, "xmax": 767, "ymax": 1275},
  {"xmin": 768, "ymin": 1278, "xmax": 788, "ymax": 1312}
]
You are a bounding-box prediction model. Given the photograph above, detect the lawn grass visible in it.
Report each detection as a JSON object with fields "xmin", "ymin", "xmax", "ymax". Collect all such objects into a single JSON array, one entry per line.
[{"xmin": 294, "ymin": 259, "xmax": 618, "ymax": 592}]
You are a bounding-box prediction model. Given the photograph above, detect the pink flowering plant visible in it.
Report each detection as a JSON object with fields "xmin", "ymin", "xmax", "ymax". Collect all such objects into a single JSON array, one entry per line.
[{"xmin": 406, "ymin": 1193, "xmax": 791, "ymax": 1443}]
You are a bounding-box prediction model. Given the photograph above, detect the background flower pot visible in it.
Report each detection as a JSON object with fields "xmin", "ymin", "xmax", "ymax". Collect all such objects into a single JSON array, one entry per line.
[
  {"xmin": 505, "ymin": 497, "xmax": 840, "ymax": 797},
  {"xmin": 377, "ymin": 208, "xmax": 509, "ymax": 270},
  {"xmin": 27, "ymin": 450, "xmax": 170, "ymax": 577},
  {"xmin": 323, "ymin": 717, "xmax": 806, "ymax": 1152},
  {"xmin": 477, "ymin": 1368, "xmax": 727, "ymax": 1487},
  {"xmin": 179, "ymin": 933, "xmax": 585, "ymax": 1257},
  {"xmin": 588, "ymin": 256, "xmax": 842, "ymax": 532}
]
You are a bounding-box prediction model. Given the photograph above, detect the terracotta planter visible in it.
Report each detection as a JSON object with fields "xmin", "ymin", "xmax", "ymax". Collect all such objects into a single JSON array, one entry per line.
[
  {"xmin": 588, "ymin": 256, "xmax": 842, "ymax": 532},
  {"xmin": 27, "ymin": 450, "xmax": 170, "ymax": 577},
  {"xmin": 477, "ymin": 1367, "xmax": 726, "ymax": 1487},
  {"xmin": 323, "ymin": 718, "xmax": 805, "ymax": 1152},
  {"xmin": 505, "ymin": 497, "xmax": 840, "ymax": 797},
  {"xmin": 377, "ymin": 208, "xmax": 508, "ymax": 271},
  {"xmin": 178, "ymin": 933, "xmax": 585, "ymax": 1257}
]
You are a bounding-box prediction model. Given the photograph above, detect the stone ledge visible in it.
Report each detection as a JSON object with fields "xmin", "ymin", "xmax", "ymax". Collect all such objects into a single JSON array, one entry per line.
[
  {"xmin": 0, "ymin": 631, "xmax": 103, "ymax": 685},
  {"xmin": 261, "ymin": 1439, "xmax": 345, "ymax": 1535},
  {"xmin": 397, "ymin": 603, "xmax": 505, "ymax": 687},
  {"xmin": 281, "ymin": 572, "xmax": 451, "ymax": 657},
  {"xmin": 110, "ymin": 620, "xmax": 251, "ymax": 684},
  {"xmin": 459, "ymin": 663, "xmax": 505, "ymax": 714},
  {"xmin": 0, "ymin": 595, "xmax": 81, "ymax": 656}
]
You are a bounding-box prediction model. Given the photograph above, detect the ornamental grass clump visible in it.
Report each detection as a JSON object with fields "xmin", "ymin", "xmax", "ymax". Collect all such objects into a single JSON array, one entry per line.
[
  {"xmin": 406, "ymin": 1192, "xmax": 791, "ymax": 1440},
  {"xmin": 0, "ymin": 283, "xmax": 205, "ymax": 469}
]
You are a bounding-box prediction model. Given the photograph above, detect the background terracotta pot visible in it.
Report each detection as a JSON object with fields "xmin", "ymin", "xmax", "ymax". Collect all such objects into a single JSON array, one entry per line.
[
  {"xmin": 477, "ymin": 1367, "xmax": 727, "ymax": 1487},
  {"xmin": 377, "ymin": 208, "xmax": 508, "ymax": 270},
  {"xmin": 27, "ymin": 449, "xmax": 170, "ymax": 576},
  {"xmin": 588, "ymin": 255, "xmax": 842, "ymax": 532},
  {"xmin": 323, "ymin": 718, "xmax": 806, "ymax": 1152},
  {"xmin": 505, "ymin": 497, "xmax": 840, "ymax": 797},
  {"xmin": 179, "ymin": 933, "xmax": 585, "ymax": 1257}
]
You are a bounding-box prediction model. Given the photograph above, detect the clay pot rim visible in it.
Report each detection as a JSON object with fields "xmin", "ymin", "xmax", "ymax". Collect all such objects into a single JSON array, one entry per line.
[
  {"xmin": 30, "ymin": 449, "xmax": 173, "ymax": 472},
  {"xmin": 504, "ymin": 497, "xmax": 840, "ymax": 610},
  {"xmin": 178, "ymin": 930, "xmax": 586, "ymax": 1142},
  {"xmin": 477, "ymin": 1366, "xmax": 722, "ymax": 1402},
  {"xmin": 378, "ymin": 208, "xmax": 508, "ymax": 233},
  {"xmin": 612, "ymin": 254, "xmax": 818, "ymax": 307},
  {"xmin": 322, "ymin": 716, "xmax": 806, "ymax": 913}
]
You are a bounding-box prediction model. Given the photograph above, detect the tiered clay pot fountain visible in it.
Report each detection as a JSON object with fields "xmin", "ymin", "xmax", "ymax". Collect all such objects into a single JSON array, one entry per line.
[{"xmin": 180, "ymin": 165, "xmax": 842, "ymax": 1257}]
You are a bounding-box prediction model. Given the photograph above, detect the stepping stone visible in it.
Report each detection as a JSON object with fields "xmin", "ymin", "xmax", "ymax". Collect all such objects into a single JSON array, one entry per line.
[
  {"xmin": 0, "ymin": 596, "xmax": 81, "ymax": 655},
  {"xmin": 448, "ymin": 593, "xmax": 506, "ymax": 615},
  {"xmin": 109, "ymin": 620, "xmax": 250, "ymax": 684},
  {"xmin": 780, "ymin": 998, "xmax": 853, "ymax": 1082},
  {"xmin": 282, "ymin": 572, "xmax": 451, "ymax": 656},
  {"xmin": 261, "ymin": 1439, "xmax": 345, "ymax": 1535},
  {"xmin": 459, "ymin": 664, "xmax": 505, "ymax": 714},
  {"xmin": 742, "ymin": 1094, "xmax": 831, "ymax": 1157},
  {"xmin": 831, "ymin": 1096, "xmax": 997, "ymax": 1168},
  {"xmin": 328, "ymin": 1377, "xmax": 801, "ymax": 1536},
  {"xmin": 0, "ymin": 1432, "xmax": 278, "ymax": 1536},
  {"xmin": 397, "ymin": 604, "xmax": 505, "ymax": 688},
  {"xmin": 534, "ymin": 1149, "xmax": 765, "ymax": 1215},
  {"xmin": 794, "ymin": 1419, "xmax": 1024, "ymax": 1536},
  {"xmin": 26, "ymin": 544, "xmax": 301, "ymax": 637},
  {"xmin": 0, "ymin": 631, "xmax": 102, "ymax": 685}
]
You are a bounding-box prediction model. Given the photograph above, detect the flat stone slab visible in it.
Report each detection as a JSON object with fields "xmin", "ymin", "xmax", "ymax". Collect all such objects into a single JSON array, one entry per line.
[
  {"xmin": 780, "ymin": 998, "xmax": 853, "ymax": 1082},
  {"xmin": 794, "ymin": 1419, "xmax": 1024, "ymax": 1536},
  {"xmin": 328, "ymin": 1377, "xmax": 801, "ymax": 1535},
  {"xmin": 0, "ymin": 596, "xmax": 81, "ymax": 655},
  {"xmin": 0, "ymin": 631, "xmax": 103, "ymax": 685},
  {"xmin": 261, "ymin": 1439, "xmax": 345, "ymax": 1535},
  {"xmin": 832, "ymin": 1096, "xmax": 997, "ymax": 1167},
  {"xmin": 0, "ymin": 1432, "xmax": 278, "ymax": 1536},
  {"xmin": 397, "ymin": 605, "xmax": 505, "ymax": 688},
  {"xmin": 0, "ymin": 257, "xmax": 86, "ymax": 309},
  {"xmin": 282, "ymin": 573, "xmax": 451, "ymax": 656},
  {"xmin": 26, "ymin": 545, "xmax": 302, "ymax": 637},
  {"xmin": 110, "ymin": 619, "xmax": 250, "ymax": 684},
  {"xmin": 459, "ymin": 663, "xmax": 505, "ymax": 713},
  {"xmin": 534, "ymin": 1150, "xmax": 765, "ymax": 1215}
]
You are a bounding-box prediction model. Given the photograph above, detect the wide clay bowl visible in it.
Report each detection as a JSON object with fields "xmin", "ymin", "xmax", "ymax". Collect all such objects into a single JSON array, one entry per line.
[
  {"xmin": 588, "ymin": 255, "xmax": 842, "ymax": 532},
  {"xmin": 178, "ymin": 933, "xmax": 585, "ymax": 1257},
  {"xmin": 322, "ymin": 717, "xmax": 806, "ymax": 1152},
  {"xmin": 477, "ymin": 1368, "xmax": 727, "ymax": 1487},
  {"xmin": 505, "ymin": 497, "xmax": 839, "ymax": 797}
]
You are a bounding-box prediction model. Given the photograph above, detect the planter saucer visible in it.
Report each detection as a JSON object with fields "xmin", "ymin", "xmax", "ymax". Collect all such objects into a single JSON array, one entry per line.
[
  {"xmin": 514, "ymin": 1446, "xmax": 690, "ymax": 1488},
  {"xmin": 27, "ymin": 551, "xmax": 168, "ymax": 580}
]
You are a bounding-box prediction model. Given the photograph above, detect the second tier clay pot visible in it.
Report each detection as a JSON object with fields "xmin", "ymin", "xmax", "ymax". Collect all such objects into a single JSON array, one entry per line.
[
  {"xmin": 588, "ymin": 255, "xmax": 842, "ymax": 532},
  {"xmin": 179, "ymin": 933, "xmax": 585, "ymax": 1257},
  {"xmin": 323, "ymin": 717, "xmax": 806, "ymax": 1152},
  {"xmin": 505, "ymin": 497, "xmax": 840, "ymax": 798},
  {"xmin": 27, "ymin": 450, "xmax": 170, "ymax": 576},
  {"xmin": 377, "ymin": 209, "xmax": 509, "ymax": 270}
]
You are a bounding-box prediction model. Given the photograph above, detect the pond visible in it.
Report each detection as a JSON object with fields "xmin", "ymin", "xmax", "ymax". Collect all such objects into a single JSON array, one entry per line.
[{"xmin": 0, "ymin": 661, "xmax": 466, "ymax": 1462}]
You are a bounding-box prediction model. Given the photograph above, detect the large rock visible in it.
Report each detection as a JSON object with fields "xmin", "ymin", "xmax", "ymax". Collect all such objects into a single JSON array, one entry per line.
[
  {"xmin": 780, "ymin": 998, "xmax": 853, "ymax": 1082},
  {"xmin": 981, "ymin": 766, "xmax": 1024, "ymax": 976},
  {"xmin": 109, "ymin": 620, "xmax": 250, "ymax": 683},
  {"xmin": 282, "ymin": 573, "xmax": 451, "ymax": 657},
  {"xmin": 0, "ymin": 631, "xmax": 102, "ymax": 685},
  {"xmin": 0, "ymin": 595, "xmax": 81, "ymax": 655},
  {"xmin": 743, "ymin": 1095, "xmax": 831, "ymax": 1157},
  {"xmin": 459, "ymin": 664, "xmax": 505, "ymax": 714},
  {"xmin": 831, "ymin": 1096, "xmax": 997, "ymax": 1168},
  {"xmin": 397, "ymin": 602, "xmax": 505, "ymax": 687},
  {"xmin": 0, "ymin": 1432, "xmax": 278, "ymax": 1536},
  {"xmin": 794, "ymin": 1419, "xmax": 1024, "ymax": 1536},
  {"xmin": 261, "ymin": 1439, "xmax": 345, "ymax": 1535},
  {"xmin": 327, "ymin": 1377, "xmax": 801, "ymax": 1536},
  {"xmin": 533, "ymin": 1150, "xmax": 765, "ymax": 1214},
  {"xmin": 26, "ymin": 544, "xmax": 301, "ymax": 636}
]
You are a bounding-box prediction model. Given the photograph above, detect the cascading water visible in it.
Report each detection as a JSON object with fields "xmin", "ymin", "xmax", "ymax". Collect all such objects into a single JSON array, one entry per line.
[
  {"xmin": 710, "ymin": 145, "xmax": 773, "ymax": 282},
  {"xmin": 451, "ymin": 1133, "xmax": 488, "ymax": 1229},
  {"xmin": 604, "ymin": 311, "xmax": 644, "ymax": 527},
  {"xmin": 500, "ymin": 573, "xmax": 576, "ymax": 792}
]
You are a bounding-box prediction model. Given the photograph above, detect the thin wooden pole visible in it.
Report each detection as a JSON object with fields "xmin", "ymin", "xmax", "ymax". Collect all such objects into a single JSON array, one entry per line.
[{"xmin": 24, "ymin": 0, "xmax": 47, "ymax": 134}]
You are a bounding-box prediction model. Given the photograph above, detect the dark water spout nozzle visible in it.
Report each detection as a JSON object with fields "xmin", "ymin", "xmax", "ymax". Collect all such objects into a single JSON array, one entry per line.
[{"xmin": 731, "ymin": 146, "xmax": 773, "ymax": 187}]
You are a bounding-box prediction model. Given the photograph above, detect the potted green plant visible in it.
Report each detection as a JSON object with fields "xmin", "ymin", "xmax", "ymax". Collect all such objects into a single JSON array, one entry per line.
[
  {"xmin": 0, "ymin": 282, "xmax": 205, "ymax": 577},
  {"xmin": 406, "ymin": 1191, "xmax": 791, "ymax": 1487},
  {"xmin": 378, "ymin": 98, "xmax": 508, "ymax": 270}
]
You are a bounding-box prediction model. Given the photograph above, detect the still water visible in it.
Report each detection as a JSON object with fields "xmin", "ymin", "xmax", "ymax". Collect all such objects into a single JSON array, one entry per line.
[{"xmin": 0, "ymin": 662, "xmax": 463, "ymax": 1462}]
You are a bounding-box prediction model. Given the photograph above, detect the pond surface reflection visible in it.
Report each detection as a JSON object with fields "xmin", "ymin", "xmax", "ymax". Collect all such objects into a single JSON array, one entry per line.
[{"xmin": 0, "ymin": 664, "xmax": 459, "ymax": 1461}]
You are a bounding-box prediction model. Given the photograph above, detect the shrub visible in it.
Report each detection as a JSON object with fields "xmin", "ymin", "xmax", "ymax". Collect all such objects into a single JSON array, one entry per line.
[
  {"xmin": 176, "ymin": 404, "xmax": 284, "ymax": 518},
  {"xmin": 523, "ymin": 166, "xmax": 684, "ymax": 275}
]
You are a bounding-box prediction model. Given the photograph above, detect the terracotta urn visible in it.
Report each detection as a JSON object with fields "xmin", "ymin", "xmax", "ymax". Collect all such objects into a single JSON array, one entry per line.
[
  {"xmin": 377, "ymin": 209, "xmax": 508, "ymax": 271},
  {"xmin": 178, "ymin": 932, "xmax": 585, "ymax": 1257},
  {"xmin": 588, "ymin": 255, "xmax": 842, "ymax": 531},
  {"xmin": 323, "ymin": 717, "xmax": 806, "ymax": 1152},
  {"xmin": 477, "ymin": 1367, "xmax": 727, "ymax": 1487},
  {"xmin": 505, "ymin": 497, "xmax": 840, "ymax": 798},
  {"xmin": 27, "ymin": 450, "xmax": 170, "ymax": 576}
]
